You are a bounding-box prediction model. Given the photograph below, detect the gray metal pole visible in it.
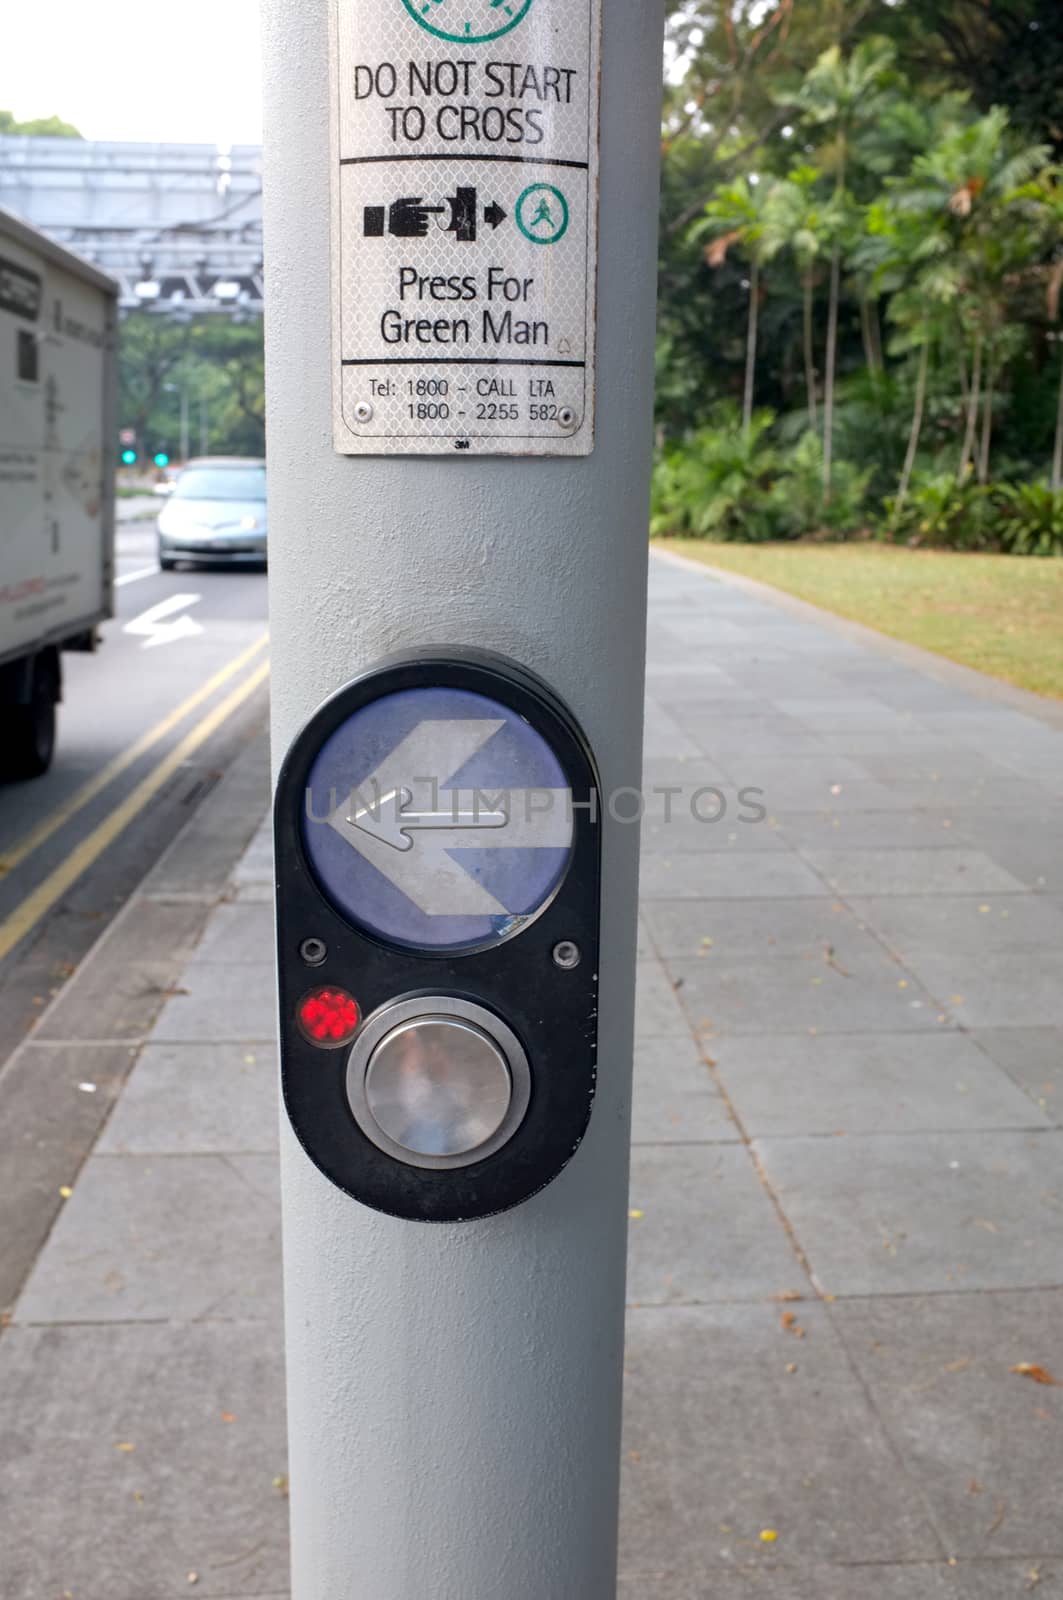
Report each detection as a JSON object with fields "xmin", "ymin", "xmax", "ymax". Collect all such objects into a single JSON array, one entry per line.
[
  {"xmin": 180, "ymin": 386, "xmax": 190, "ymax": 465},
  {"xmin": 261, "ymin": 3, "xmax": 664, "ymax": 1596}
]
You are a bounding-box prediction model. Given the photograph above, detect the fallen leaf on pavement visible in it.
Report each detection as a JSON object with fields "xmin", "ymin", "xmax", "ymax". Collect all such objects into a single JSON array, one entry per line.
[
  {"xmin": 1011, "ymin": 1364, "xmax": 1061, "ymax": 1387},
  {"xmin": 115, "ymin": 1442, "xmax": 136, "ymax": 1453}
]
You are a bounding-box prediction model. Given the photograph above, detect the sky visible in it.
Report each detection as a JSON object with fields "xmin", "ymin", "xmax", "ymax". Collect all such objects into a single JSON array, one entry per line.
[{"xmin": 3, "ymin": 0, "xmax": 264, "ymax": 145}]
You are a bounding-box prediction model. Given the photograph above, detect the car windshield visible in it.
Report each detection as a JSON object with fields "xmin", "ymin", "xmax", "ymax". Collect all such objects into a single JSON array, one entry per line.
[{"xmin": 174, "ymin": 466, "xmax": 266, "ymax": 502}]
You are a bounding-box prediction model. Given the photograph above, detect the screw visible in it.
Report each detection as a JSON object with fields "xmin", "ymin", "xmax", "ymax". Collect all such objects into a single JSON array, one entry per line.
[
  {"xmin": 353, "ymin": 400, "xmax": 374, "ymax": 423},
  {"xmin": 557, "ymin": 407, "xmax": 578, "ymax": 430},
  {"xmin": 300, "ymin": 937, "xmax": 328, "ymax": 967},
  {"xmin": 553, "ymin": 940, "xmax": 581, "ymax": 970}
]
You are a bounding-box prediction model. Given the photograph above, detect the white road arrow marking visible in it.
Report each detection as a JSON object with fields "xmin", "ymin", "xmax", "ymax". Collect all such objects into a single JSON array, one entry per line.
[
  {"xmin": 124, "ymin": 593, "xmax": 204, "ymax": 650},
  {"xmin": 327, "ymin": 718, "xmax": 573, "ymax": 917}
]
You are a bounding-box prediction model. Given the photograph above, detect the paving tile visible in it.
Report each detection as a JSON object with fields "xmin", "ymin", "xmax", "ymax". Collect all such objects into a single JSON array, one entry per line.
[
  {"xmin": 619, "ymin": 1305, "xmax": 939, "ymax": 1575},
  {"xmin": 642, "ymin": 808, "xmax": 789, "ymax": 853},
  {"xmin": 643, "ymin": 701, "xmax": 704, "ymax": 760},
  {"xmin": 152, "ymin": 964, "xmax": 278, "ymax": 1042},
  {"xmin": 617, "ymin": 1564, "xmax": 1063, "ymax": 1598},
  {"xmin": 614, "ymin": 1568, "xmax": 1063, "ymax": 1593},
  {"xmin": 0, "ymin": 1043, "xmax": 133, "ymax": 1311},
  {"xmin": 626, "ymin": 1146, "xmax": 800, "ymax": 1304},
  {"xmin": 193, "ymin": 902, "xmax": 276, "ymax": 965},
  {"xmin": 641, "ymin": 756, "xmax": 735, "ymax": 791},
  {"xmin": 642, "ymin": 897, "xmax": 872, "ymax": 961},
  {"xmin": 958, "ymin": 816, "xmax": 1062, "ymax": 893},
  {"xmin": 15, "ymin": 1152, "xmax": 281, "ymax": 1323},
  {"xmin": 777, "ymin": 811, "xmax": 978, "ymax": 852},
  {"xmin": 635, "ymin": 960, "xmax": 692, "ymax": 1039},
  {"xmin": 35, "ymin": 898, "xmax": 210, "ymax": 1042},
  {"xmin": 835, "ymin": 1291, "xmax": 1063, "ymax": 1558},
  {"xmin": 800, "ymin": 848, "xmax": 1027, "ymax": 897},
  {"xmin": 858, "ymin": 750, "xmax": 1026, "ymax": 784},
  {"xmin": 671, "ymin": 951, "xmax": 942, "ymax": 1039},
  {"xmin": 639, "ymin": 851, "xmax": 828, "ymax": 901},
  {"xmin": 98, "ymin": 1042, "xmax": 280, "ymax": 1154},
  {"xmin": 0, "ymin": 1321, "xmax": 287, "ymax": 1600},
  {"xmin": 631, "ymin": 1036, "xmax": 738, "ymax": 1145},
  {"xmin": 971, "ymin": 1028, "xmax": 1063, "ymax": 1126},
  {"xmin": 756, "ymin": 1131, "xmax": 1063, "ymax": 1296},
  {"xmin": 644, "ymin": 899, "xmax": 941, "ymax": 1039},
  {"xmin": 714, "ymin": 1032, "xmax": 1048, "ymax": 1138},
  {"xmin": 773, "ymin": 698, "xmax": 916, "ymax": 730},
  {"xmin": 847, "ymin": 895, "xmax": 1063, "ymax": 1027}
]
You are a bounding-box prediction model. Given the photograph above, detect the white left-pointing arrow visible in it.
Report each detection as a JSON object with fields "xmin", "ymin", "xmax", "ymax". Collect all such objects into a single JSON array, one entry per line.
[
  {"xmin": 326, "ymin": 718, "xmax": 573, "ymax": 917},
  {"xmin": 124, "ymin": 593, "xmax": 204, "ymax": 650}
]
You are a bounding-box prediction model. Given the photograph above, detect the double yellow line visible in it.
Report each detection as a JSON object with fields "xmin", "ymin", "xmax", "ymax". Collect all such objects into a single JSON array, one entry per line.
[{"xmin": 0, "ymin": 635, "xmax": 270, "ymax": 967}]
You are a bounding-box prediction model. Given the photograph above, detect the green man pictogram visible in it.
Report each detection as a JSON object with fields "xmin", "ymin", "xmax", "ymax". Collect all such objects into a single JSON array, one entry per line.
[{"xmin": 401, "ymin": 0, "xmax": 537, "ymax": 45}]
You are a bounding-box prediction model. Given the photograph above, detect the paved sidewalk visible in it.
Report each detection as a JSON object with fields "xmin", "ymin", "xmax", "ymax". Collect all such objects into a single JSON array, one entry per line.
[{"xmin": 3, "ymin": 552, "xmax": 1063, "ymax": 1597}]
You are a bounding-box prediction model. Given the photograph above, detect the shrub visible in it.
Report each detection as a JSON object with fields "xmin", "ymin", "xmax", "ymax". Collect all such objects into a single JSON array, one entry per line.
[
  {"xmin": 650, "ymin": 405, "xmax": 780, "ymax": 542},
  {"xmin": 884, "ymin": 473, "xmax": 997, "ymax": 550},
  {"xmin": 993, "ymin": 483, "xmax": 1063, "ymax": 557},
  {"xmin": 768, "ymin": 432, "xmax": 873, "ymax": 539}
]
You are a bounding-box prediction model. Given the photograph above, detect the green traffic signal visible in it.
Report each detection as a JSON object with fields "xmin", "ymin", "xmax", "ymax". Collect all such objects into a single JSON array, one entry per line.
[
  {"xmin": 121, "ymin": 449, "xmax": 137, "ymax": 466},
  {"xmin": 154, "ymin": 452, "xmax": 170, "ymax": 468}
]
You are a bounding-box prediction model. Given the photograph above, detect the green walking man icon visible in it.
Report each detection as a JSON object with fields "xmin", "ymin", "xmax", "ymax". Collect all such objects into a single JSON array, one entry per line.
[
  {"xmin": 531, "ymin": 196, "xmax": 555, "ymax": 230},
  {"xmin": 515, "ymin": 184, "xmax": 570, "ymax": 246}
]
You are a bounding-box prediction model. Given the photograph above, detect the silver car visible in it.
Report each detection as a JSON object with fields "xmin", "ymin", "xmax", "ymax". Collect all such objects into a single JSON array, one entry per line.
[{"xmin": 157, "ymin": 457, "xmax": 267, "ymax": 570}]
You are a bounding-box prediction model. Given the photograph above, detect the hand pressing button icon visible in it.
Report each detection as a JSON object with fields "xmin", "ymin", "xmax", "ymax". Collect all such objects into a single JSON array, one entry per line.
[{"xmin": 388, "ymin": 196, "xmax": 446, "ymax": 238}]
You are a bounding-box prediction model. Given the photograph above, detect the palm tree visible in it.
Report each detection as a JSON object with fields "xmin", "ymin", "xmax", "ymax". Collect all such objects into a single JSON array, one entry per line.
[
  {"xmin": 795, "ymin": 38, "xmax": 898, "ymax": 500},
  {"xmin": 893, "ymin": 108, "xmax": 1049, "ymax": 483},
  {"xmin": 765, "ymin": 166, "xmax": 836, "ymax": 430},
  {"xmin": 856, "ymin": 197, "xmax": 960, "ymax": 522},
  {"xmin": 1037, "ymin": 178, "xmax": 1063, "ymax": 493},
  {"xmin": 695, "ymin": 176, "xmax": 784, "ymax": 432}
]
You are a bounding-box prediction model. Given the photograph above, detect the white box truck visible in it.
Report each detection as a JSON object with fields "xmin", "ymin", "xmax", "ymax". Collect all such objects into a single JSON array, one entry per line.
[{"xmin": 0, "ymin": 207, "xmax": 118, "ymax": 778}]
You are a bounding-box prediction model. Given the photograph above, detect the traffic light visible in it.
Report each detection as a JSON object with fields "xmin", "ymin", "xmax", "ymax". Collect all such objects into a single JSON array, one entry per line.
[
  {"xmin": 153, "ymin": 451, "xmax": 170, "ymax": 468},
  {"xmin": 121, "ymin": 449, "xmax": 137, "ymax": 466}
]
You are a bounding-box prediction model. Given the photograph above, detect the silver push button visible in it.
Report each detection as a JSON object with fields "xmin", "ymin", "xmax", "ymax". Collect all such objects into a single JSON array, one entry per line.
[
  {"xmin": 365, "ymin": 1016, "xmax": 512, "ymax": 1158},
  {"xmin": 346, "ymin": 996, "xmax": 531, "ymax": 1171}
]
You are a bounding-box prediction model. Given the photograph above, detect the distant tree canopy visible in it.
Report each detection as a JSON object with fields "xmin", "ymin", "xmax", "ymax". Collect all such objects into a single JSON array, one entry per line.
[
  {"xmin": 654, "ymin": 2, "xmax": 1063, "ymax": 551},
  {"xmin": 119, "ymin": 315, "xmax": 266, "ymax": 464},
  {"xmin": 0, "ymin": 110, "xmax": 83, "ymax": 138}
]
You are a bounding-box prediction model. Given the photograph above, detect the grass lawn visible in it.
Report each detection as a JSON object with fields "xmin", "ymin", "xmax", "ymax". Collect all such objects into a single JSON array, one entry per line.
[{"xmin": 655, "ymin": 540, "xmax": 1063, "ymax": 702}]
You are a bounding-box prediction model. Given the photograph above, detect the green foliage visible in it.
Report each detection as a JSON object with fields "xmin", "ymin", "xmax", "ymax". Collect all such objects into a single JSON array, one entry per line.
[
  {"xmin": 0, "ymin": 109, "xmax": 81, "ymax": 137},
  {"xmin": 993, "ymin": 484, "xmax": 1063, "ymax": 557},
  {"xmin": 767, "ymin": 433, "xmax": 872, "ymax": 539},
  {"xmin": 651, "ymin": 411, "xmax": 875, "ymax": 544},
  {"xmin": 884, "ymin": 474, "xmax": 996, "ymax": 550},
  {"xmin": 650, "ymin": 407, "xmax": 779, "ymax": 542},
  {"xmin": 118, "ymin": 314, "xmax": 265, "ymax": 462},
  {"xmin": 655, "ymin": 6, "xmax": 1063, "ymax": 554}
]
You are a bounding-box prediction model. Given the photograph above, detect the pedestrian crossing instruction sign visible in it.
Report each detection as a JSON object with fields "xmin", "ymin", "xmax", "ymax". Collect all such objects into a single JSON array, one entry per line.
[{"xmin": 329, "ymin": 0, "xmax": 602, "ymax": 455}]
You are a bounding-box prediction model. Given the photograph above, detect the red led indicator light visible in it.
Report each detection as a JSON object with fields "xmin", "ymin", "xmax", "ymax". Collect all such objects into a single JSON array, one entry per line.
[{"xmin": 297, "ymin": 986, "xmax": 361, "ymax": 1048}]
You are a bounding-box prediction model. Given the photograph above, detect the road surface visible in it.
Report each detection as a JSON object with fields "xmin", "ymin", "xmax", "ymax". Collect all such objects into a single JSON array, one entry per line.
[{"xmin": 0, "ymin": 518, "xmax": 270, "ymax": 1062}]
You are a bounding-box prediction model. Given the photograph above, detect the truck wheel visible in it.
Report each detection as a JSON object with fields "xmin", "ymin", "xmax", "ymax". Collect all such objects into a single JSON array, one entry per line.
[{"xmin": 3, "ymin": 654, "xmax": 58, "ymax": 780}]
